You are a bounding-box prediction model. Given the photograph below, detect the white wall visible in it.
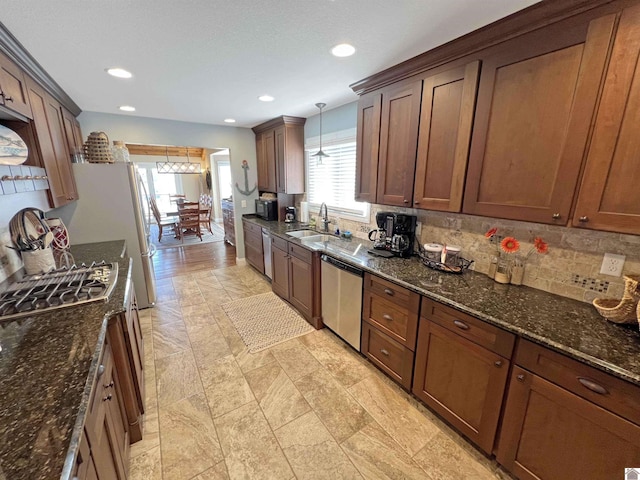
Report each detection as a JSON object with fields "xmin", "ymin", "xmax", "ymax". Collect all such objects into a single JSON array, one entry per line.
[{"xmin": 63, "ymin": 112, "xmax": 258, "ymax": 258}]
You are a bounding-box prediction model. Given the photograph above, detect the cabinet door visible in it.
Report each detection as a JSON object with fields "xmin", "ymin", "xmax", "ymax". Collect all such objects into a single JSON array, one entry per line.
[
  {"xmin": 0, "ymin": 51, "xmax": 32, "ymax": 118},
  {"xmin": 463, "ymin": 14, "xmax": 616, "ymax": 224},
  {"xmin": 125, "ymin": 289, "xmax": 145, "ymax": 413},
  {"xmin": 573, "ymin": 5, "xmax": 640, "ymax": 235},
  {"xmin": 412, "ymin": 319, "xmax": 509, "ymax": 453},
  {"xmin": 497, "ymin": 366, "xmax": 640, "ymax": 480},
  {"xmin": 271, "ymin": 244, "xmax": 290, "ymax": 299},
  {"xmin": 376, "ymin": 80, "xmax": 422, "ymax": 206},
  {"xmin": 413, "ymin": 61, "xmax": 479, "ymax": 212},
  {"xmin": 355, "ymin": 92, "xmax": 382, "ymax": 203},
  {"xmin": 288, "ymin": 254, "xmax": 312, "ymax": 319},
  {"xmin": 275, "ymin": 126, "xmax": 286, "ymax": 193},
  {"xmin": 61, "ymin": 106, "xmax": 83, "ymax": 154},
  {"xmin": 264, "ymin": 130, "xmax": 277, "ymax": 193}
]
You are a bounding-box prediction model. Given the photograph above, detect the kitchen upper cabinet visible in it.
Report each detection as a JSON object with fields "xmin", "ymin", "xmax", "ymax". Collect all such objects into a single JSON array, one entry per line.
[
  {"xmin": 413, "ymin": 61, "xmax": 479, "ymax": 212},
  {"xmin": 252, "ymin": 116, "xmax": 305, "ymax": 194},
  {"xmin": 26, "ymin": 76, "xmax": 78, "ymax": 207},
  {"xmin": 413, "ymin": 299, "xmax": 515, "ymax": 454},
  {"xmin": 61, "ymin": 105, "xmax": 84, "ymax": 155},
  {"xmin": 462, "ymin": 14, "xmax": 616, "ymax": 225},
  {"xmin": 376, "ymin": 79, "xmax": 422, "ymax": 206},
  {"xmin": 573, "ymin": 4, "xmax": 640, "ymax": 235},
  {"xmin": 497, "ymin": 340, "xmax": 640, "ymax": 480},
  {"xmin": 354, "ymin": 92, "xmax": 381, "ymax": 203},
  {"xmin": 0, "ymin": 50, "xmax": 32, "ymax": 119}
]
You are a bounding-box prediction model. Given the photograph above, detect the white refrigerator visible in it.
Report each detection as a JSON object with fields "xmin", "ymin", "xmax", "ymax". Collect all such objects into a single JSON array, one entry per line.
[{"xmin": 64, "ymin": 163, "xmax": 157, "ymax": 308}]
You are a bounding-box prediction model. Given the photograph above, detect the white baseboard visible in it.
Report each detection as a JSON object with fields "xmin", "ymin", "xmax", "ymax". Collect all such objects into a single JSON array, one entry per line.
[{"xmin": 236, "ymin": 257, "xmax": 247, "ymax": 265}]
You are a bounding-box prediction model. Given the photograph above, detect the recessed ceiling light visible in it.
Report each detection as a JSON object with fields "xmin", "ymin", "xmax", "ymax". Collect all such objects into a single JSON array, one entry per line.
[
  {"xmin": 106, "ymin": 67, "xmax": 133, "ymax": 78},
  {"xmin": 119, "ymin": 105, "xmax": 136, "ymax": 112},
  {"xmin": 258, "ymin": 95, "xmax": 274, "ymax": 102},
  {"xmin": 331, "ymin": 44, "xmax": 356, "ymax": 57},
  {"xmin": 224, "ymin": 118, "xmax": 236, "ymax": 123}
]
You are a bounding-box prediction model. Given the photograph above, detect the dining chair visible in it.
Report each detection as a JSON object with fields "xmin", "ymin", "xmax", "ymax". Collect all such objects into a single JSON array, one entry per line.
[
  {"xmin": 177, "ymin": 202, "xmax": 202, "ymax": 242},
  {"xmin": 149, "ymin": 197, "xmax": 178, "ymax": 242},
  {"xmin": 169, "ymin": 194, "xmax": 186, "ymax": 205},
  {"xmin": 198, "ymin": 194, "xmax": 213, "ymax": 234}
]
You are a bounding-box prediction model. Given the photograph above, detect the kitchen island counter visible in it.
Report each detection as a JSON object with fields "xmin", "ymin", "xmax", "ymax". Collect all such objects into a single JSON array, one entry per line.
[
  {"xmin": 245, "ymin": 216, "xmax": 640, "ymax": 388},
  {"xmin": 0, "ymin": 240, "xmax": 130, "ymax": 480}
]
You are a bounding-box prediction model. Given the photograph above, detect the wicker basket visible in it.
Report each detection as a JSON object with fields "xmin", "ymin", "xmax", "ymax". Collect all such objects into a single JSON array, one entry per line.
[
  {"xmin": 83, "ymin": 131, "xmax": 113, "ymax": 163},
  {"xmin": 592, "ymin": 274, "xmax": 640, "ymax": 324}
]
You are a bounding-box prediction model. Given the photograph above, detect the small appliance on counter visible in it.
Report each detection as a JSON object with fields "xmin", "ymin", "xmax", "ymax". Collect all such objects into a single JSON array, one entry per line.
[
  {"xmin": 255, "ymin": 198, "xmax": 278, "ymax": 221},
  {"xmin": 368, "ymin": 212, "xmax": 417, "ymax": 258},
  {"xmin": 284, "ymin": 206, "xmax": 297, "ymax": 223}
]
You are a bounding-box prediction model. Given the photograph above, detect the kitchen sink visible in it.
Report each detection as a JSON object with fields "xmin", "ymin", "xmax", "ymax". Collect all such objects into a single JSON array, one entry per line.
[
  {"xmin": 300, "ymin": 234, "xmax": 333, "ymax": 243},
  {"xmin": 285, "ymin": 230, "xmax": 321, "ymax": 238}
]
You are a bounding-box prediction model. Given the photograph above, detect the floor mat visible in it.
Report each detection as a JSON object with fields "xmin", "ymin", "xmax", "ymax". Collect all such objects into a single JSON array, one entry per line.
[{"xmin": 150, "ymin": 222, "xmax": 225, "ymax": 249}]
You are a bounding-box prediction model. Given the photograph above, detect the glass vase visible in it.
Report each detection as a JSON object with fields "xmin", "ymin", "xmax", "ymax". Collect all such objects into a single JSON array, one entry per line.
[
  {"xmin": 494, "ymin": 255, "xmax": 511, "ymax": 284},
  {"xmin": 510, "ymin": 256, "xmax": 525, "ymax": 285}
]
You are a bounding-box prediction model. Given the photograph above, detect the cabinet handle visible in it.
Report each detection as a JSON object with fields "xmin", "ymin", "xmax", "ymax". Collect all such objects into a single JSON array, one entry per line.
[
  {"xmin": 577, "ymin": 377, "xmax": 608, "ymax": 395},
  {"xmin": 380, "ymin": 349, "xmax": 390, "ymax": 356},
  {"xmin": 4, "ymin": 95, "xmax": 13, "ymax": 103},
  {"xmin": 403, "ymin": 199, "xmax": 409, "ymax": 204},
  {"xmin": 494, "ymin": 360, "xmax": 503, "ymax": 367},
  {"xmin": 382, "ymin": 314, "xmax": 393, "ymax": 321},
  {"xmin": 97, "ymin": 364, "xmax": 105, "ymax": 378},
  {"xmin": 383, "ymin": 288, "xmax": 394, "ymax": 296},
  {"xmin": 102, "ymin": 394, "xmax": 113, "ymax": 402},
  {"xmin": 516, "ymin": 374, "xmax": 525, "ymax": 382},
  {"xmin": 104, "ymin": 381, "xmax": 114, "ymax": 389},
  {"xmin": 414, "ymin": 201, "xmax": 420, "ymax": 205},
  {"xmin": 453, "ymin": 320, "xmax": 469, "ymax": 330},
  {"xmin": 578, "ymin": 216, "xmax": 589, "ymax": 223},
  {"xmin": 552, "ymin": 213, "xmax": 561, "ymax": 219}
]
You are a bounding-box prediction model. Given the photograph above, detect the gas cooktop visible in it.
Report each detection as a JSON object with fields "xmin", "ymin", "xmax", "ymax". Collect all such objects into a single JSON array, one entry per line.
[{"xmin": 0, "ymin": 261, "xmax": 118, "ymax": 321}]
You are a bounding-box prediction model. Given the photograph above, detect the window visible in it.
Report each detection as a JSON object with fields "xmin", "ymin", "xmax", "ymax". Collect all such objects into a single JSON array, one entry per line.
[{"xmin": 305, "ymin": 131, "xmax": 369, "ymax": 220}]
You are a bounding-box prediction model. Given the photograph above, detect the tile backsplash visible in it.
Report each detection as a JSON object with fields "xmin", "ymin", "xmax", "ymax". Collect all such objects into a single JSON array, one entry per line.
[
  {"xmin": 0, "ymin": 227, "xmax": 23, "ymax": 284},
  {"xmin": 308, "ymin": 203, "xmax": 640, "ymax": 304}
]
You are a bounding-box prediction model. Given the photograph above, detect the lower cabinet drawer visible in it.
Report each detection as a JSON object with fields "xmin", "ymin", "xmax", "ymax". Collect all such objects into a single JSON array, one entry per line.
[
  {"xmin": 361, "ymin": 322, "xmax": 414, "ymax": 390},
  {"xmin": 363, "ymin": 291, "xmax": 418, "ymax": 349}
]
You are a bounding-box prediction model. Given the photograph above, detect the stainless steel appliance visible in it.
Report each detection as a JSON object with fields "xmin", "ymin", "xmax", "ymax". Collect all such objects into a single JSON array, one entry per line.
[
  {"xmin": 255, "ymin": 198, "xmax": 278, "ymax": 221},
  {"xmin": 61, "ymin": 163, "xmax": 156, "ymax": 308},
  {"xmin": 371, "ymin": 212, "xmax": 417, "ymax": 258},
  {"xmin": 320, "ymin": 255, "xmax": 363, "ymax": 351},
  {"xmin": 0, "ymin": 261, "xmax": 118, "ymax": 320},
  {"xmin": 262, "ymin": 228, "xmax": 272, "ymax": 279},
  {"xmin": 284, "ymin": 206, "xmax": 296, "ymax": 223},
  {"xmin": 368, "ymin": 228, "xmax": 386, "ymax": 249}
]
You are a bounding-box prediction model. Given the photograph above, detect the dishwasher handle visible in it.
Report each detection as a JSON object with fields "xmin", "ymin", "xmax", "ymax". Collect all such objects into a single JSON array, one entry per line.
[{"xmin": 321, "ymin": 254, "xmax": 363, "ymax": 277}]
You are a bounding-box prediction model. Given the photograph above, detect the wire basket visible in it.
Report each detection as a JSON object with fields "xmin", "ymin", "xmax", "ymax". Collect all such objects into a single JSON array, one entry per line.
[{"xmin": 421, "ymin": 255, "xmax": 474, "ymax": 274}]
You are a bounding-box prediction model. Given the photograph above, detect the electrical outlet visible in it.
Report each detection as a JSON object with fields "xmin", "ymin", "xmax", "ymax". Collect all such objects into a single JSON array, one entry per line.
[
  {"xmin": 600, "ymin": 253, "xmax": 625, "ymax": 277},
  {"xmin": 241, "ymin": 200, "xmax": 247, "ymax": 208},
  {"xmin": 415, "ymin": 221, "xmax": 422, "ymax": 238}
]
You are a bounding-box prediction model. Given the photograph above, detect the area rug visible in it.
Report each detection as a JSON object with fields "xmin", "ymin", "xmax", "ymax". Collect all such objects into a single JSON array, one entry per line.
[
  {"xmin": 150, "ymin": 222, "xmax": 225, "ymax": 249},
  {"xmin": 221, "ymin": 292, "xmax": 314, "ymax": 353}
]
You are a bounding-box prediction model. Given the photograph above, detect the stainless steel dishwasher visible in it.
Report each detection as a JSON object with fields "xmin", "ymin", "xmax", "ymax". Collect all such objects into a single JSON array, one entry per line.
[
  {"xmin": 321, "ymin": 255, "xmax": 364, "ymax": 351},
  {"xmin": 262, "ymin": 228, "xmax": 272, "ymax": 279}
]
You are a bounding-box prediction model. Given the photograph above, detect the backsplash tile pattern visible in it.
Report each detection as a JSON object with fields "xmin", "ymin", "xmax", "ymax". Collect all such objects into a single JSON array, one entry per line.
[{"xmin": 308, "ymin": 205, "xmax": 640, "ymax": 305}]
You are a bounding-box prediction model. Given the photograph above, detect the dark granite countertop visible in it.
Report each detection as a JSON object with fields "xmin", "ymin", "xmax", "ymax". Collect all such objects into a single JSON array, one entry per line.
[
  {"xmin": 0, "ymin": 240, "xmax": 130, "ymax": 480},
  {"xmin": 244, "ymin": 216, "xmax": 640, "ymax": 387}
]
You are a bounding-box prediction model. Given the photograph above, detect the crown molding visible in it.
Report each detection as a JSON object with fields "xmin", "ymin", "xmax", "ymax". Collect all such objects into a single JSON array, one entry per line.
[{"xmin": 0, "ymin": 21, "xmax": 81, "ymax": 116}]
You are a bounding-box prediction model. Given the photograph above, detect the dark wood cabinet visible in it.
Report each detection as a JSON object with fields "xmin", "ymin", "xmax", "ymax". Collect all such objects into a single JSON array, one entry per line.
[
  {"xmin": 573, "ymin": 4, "xmax": 640, "ymax": 235},
  {"xmin": 222, "ymin": 199, "xmax": 235, "ymax": 245},
  {"xmin": 270, "ymin": 234, "xmax": 321, "ymax": 328},
  {"xmin": 497, "ymin": 339, "xmax": 640, "ymax": 480},
  {"xmin": 25, "ymin": 75, "xmax": 78, "ymax": 207},
  {"xmin": 413, "ymin": 61, "xmax": 479, "ymax": 212},
  {"xmin": 462, "ymin": 14, "xmax": 616, "ymax": 225},
  {"xmin": 61, "ymin": 105, "xmax": 84, "ymax": 155},
  {"xmin": 354, "ymin": 92, "xmax": 381, "ymax": 203},
  {"xmin": 252, "ymin": 116, "xmax": 305, "ymax": 194},
  {"xmin": 413, "ymin": 299, "xmax": 515, "ymax": 454},
  {"xmin": 376, "ymin": 79, "xmax": 422, "ymax": 206},
  {"xmin": 243, "ymin": 219, "xmax": 264, "ymax": 274},
  {"xmin": 362, "ymin": 322, "xmax": 415, "ymax": 390},
  {"xmin": 0, "ymin": 50, "xmax": 32, "ymax": 119}
]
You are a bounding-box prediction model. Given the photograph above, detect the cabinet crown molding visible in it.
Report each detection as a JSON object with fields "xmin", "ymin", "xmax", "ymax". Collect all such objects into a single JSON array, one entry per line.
[{"xmin": 251, "ymin": 115, "xmax": 306, "ymax": 134}]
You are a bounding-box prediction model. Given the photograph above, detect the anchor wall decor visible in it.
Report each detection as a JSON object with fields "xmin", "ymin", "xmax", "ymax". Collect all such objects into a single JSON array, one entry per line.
[{"xmin": 235, "ymin": 160, "xmax": 257, "ymax": 196}]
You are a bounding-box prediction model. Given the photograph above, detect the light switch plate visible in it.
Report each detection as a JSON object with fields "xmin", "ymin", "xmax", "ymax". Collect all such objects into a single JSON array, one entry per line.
[
  {"xmin": 600, "ymin": 253, "xmax": 625, "ymax": 277},
  {"xmin": 241, "ymin": 200, "xmax": 247, "ymax": 208}
]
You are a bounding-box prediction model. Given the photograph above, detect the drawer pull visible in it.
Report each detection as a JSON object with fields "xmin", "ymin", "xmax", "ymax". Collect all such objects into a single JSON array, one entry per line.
[
  {"xmin": 102, "ymin": 394, "xmax": 113, "ymax": 402},
  {"xmin": 577, "ymin": 377, "xmax": 608, "ymax": 395},
  {"xmin": 453, "ymin": 320, "xmax": 469, "ymax": 330},
  {"xmin": 517, "ymin": 374, "xmax": 525, "ymax": 382},
  {"xmin": 494, "ymin": 360, "xmax": 503, "ymax": 367},
  {"xmin": 380, "ymin": 349, "xmax": 390, "ymax": 356},
  {"xmin": 104, "ymin": 381, "xmax": 114, "ymax": 389},
  {"xmin": 384, "ymin": 288, "xmax": 394, "ymax": 296},
  {"xmin": 382, "ymin": 314, "xmax": 393, "ymax": 321}
]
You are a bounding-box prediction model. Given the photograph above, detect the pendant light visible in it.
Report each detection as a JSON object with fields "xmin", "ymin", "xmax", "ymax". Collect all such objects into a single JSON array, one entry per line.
[
  {"xmin": 311, "ymin": 102, "xmax": 329, "ymax": 164},
  {"xmin": 157, "ymin": 146, "xmax": 202, "ymax": 174}
]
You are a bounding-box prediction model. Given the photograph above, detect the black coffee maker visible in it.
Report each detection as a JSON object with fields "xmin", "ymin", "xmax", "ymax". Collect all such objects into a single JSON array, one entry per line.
[{"xmin": 373, "ymin": 212, "xmax": 417, "ymax": 257}]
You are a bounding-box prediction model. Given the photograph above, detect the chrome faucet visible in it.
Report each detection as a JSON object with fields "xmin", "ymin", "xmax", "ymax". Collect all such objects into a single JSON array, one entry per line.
[{"xmin": 318, "ymin": 202, "xmax": 329, "ymax": 232}]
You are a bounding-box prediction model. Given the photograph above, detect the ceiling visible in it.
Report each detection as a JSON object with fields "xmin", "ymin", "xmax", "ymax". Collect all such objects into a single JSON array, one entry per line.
[{"xmin": 1, "ymin": 0, "xmax": 540, "ymax": 128}]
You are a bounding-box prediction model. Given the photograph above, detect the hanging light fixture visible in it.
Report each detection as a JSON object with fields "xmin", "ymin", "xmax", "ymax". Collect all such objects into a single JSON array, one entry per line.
[
  {"xmin": 156, "ymin": 146, "xmax": 202, "ymax": 174},
  {"xmin": 311, "ymin": 102, "xmax": 329, "ymax": 164}
]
